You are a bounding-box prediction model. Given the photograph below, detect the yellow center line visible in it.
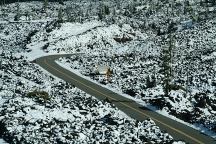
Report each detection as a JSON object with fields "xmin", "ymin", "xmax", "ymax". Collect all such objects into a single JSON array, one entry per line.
[{"xmin": 43, "ymin": 58, "xmax": 203, "ymax": 144}]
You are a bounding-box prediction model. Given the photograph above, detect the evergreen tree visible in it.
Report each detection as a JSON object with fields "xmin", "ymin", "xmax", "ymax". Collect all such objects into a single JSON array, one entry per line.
[
  {"xmin": 98, "ymin": 3, "xmax": 104, "ymax": 20},
  {"xmin": 161, "ymin": 33, "xmax": 175, "ymax": 97},
  {"xmin": 65, "ymin": 6, "xmax": 71, "ymax": 22},
  {"xmin": 1, "ymin": 0, "xmax": 5, "ymax": 6},
  {"xmin": 24, "ymin": 11, "xmax": 29, "ymax": 21},
  {"xmin": 59, "ymin": 0, "xmax": 64, "ymax": 5},
  {"xmin": 213, "ymin": 0, "xmax": 216, "ymax": 6},
  {"xmin": 104, "ymin": 5, "xmax": 110, "ymax": 15},
  {"xmin": 184, "ymin": 0, "xmax": 190, "ymax": 14},
  {"xmin": 205, "ymin": 5, "xmax": 209, "ymax": 19},
  {"xmin": 43, "ymin": 0, "xmax": 48, "ymax": 12},
  {"xmin": 200, "ymin": 0, "xmax": 204, "ymax": 6},
  {"xmin": 65, "ymin": 6, "xmax": 75, "ymax": 22},
  {"xmin": 129, "ymin": 1, "xmax": 136, "ymax": 14},
  {"xmin": 97, "ymin": 2, "xmax": 110, "ymax": 21},
  {"xmin": 14, "ymin": 2, "xmax": 20, "ymax": 21},
  {"xmin": 0, "ymin": 1, "xmax": 3, "ymax": 12},
  {"xmin": 185, "ymin": 38, "xmax": 193, "ymax": 97},
  {"xmin": 77, "ymin": 9, "xmax": 84, "ymax": 23},
  {"xmin": 116, "ymin": 0, "xmax": 121, "ymax": 9},
  {"xmin": 58, "ymin": 8, "xmax": 63, "ymax": 23}
]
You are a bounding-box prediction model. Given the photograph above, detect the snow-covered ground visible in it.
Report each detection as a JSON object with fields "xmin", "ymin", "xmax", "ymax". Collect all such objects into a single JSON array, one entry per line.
[
  {"xmin": 1, "ymin": 0, "xmax": 216, "ymax": 142},
  {"xmin": 0, "ymin": 1, "xmax": 188, "ymax": 143},
  {"xmin": 0, "ymin": 30, "xmax": 183, "ymax": 144},
  {"xmin": 44, "ymin": 0, "xmax": 216, "ymax": 139},
  {"xmin": 0, "ymin": 139, "xmax": 7, "ymax": 144},
  {"xmin": 56, "ymin": 17, "xmax": 216, "ymax": 138},
  {"xmin": 0, "ymin": 38, "xmax": 183, "ymax": 144},
  {"xmin": 25, "ymin": 20, "xmax": 104, "ymax": 61}
]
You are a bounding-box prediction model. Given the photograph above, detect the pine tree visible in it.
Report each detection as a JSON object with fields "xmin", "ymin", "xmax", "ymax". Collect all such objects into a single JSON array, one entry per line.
[
  {"xmin": 59, "ymin": 0, "xmax": 64, "ymax": 5},
  {"xmin": 78, "ymin": 9, "xmax": 83, "ymax": 23},
  {"xmin": 184, "ymin": 0, "xmax": 190, "ymax": 14},
  {"xmin": 43, "ymin": 0, "xmax": 48, "ymax": 12},
  {"xmin": 1, "ymin": 0, "xmax": 5, "ymax": 6},
  {"xmin": 205, "ymin": 5, "xmax": 209, "ymax": 19},
  {"xmin": 161, "ymin": 33, "xmax": 175, "ymax": 97},
  {"xmin": 98, "ymin": 3, "xmax": 104, "ymax": 20},
  {"xmin": 65, "ymin": 6, "xmax": 72, "ymax": 22},
  {"xmin": 200, "ymin": 0, "xmax": 204, "ymax": 6},
  {"xmin": 104, "ymin": 5, "xmax": 110, "ymax": 15},
  {"xmin": 116, "ymin": 0, "xmax": 121, "ymax": 9},
  {"xmin": 129, "ymin": 1, "xmax": 136, "ymax": 14},
  {"xmin": 58, "ymin": 8, "xmax": 63, "ymax": 23},
  {"xmin": 213, "ymin": 0, "xmax": 216, "ymax": 6},
  {"xmin": 185, "ymin": 38, "xmax": 192, "ymax": 97},
  {"xmin": 14, "ymin": 2, "xmax": 20, "ymax": 21},
  {"xmin": 0, "ymin": 1, "xmax": 3, "ymax": 12},
  {"xmin": 97, "ymin": 2, "xmax": 111, "ymax": 21}
]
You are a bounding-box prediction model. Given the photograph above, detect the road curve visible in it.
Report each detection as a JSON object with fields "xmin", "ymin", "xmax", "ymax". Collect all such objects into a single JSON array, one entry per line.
[{"xmin": 35, "ymin": 54, "xmax": 216, "ymax": 144}]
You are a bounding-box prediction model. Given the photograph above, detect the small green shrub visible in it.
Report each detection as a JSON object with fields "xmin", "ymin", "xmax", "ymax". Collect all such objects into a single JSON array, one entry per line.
[
  {"xmin": 27, "ymin": 90, "xmax": 50, "ymax": 101},
  {"xmin": 169, "ymin": 84, "xmax": 186, "ymax": 91}
]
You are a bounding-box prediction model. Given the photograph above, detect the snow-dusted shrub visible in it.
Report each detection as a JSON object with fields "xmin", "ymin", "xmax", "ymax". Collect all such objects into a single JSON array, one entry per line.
[
  {"xmin": 0, "ymin": 95, "xmax": 177, "ymax": 144},
  {"xmin": 27, "ymin": 90, "xmax": 50, "ymax": 102}
]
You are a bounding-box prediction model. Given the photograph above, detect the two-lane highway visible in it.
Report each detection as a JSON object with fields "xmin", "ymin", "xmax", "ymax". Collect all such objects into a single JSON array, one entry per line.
[{"xmin": 36, "ymin": 54, "xmax": 216, "ymax": 144}]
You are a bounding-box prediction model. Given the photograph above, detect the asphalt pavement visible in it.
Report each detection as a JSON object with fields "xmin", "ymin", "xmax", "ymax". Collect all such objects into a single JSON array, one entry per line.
[{"xmin": 36, "ymin": 54, "xmax": 216, "ymax": 144}]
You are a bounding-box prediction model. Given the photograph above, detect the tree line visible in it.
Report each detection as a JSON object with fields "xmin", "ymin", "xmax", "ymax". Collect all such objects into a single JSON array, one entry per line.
[{"xmin": 1, "ymin": 0, "xmax": 63, "ymax": 5}]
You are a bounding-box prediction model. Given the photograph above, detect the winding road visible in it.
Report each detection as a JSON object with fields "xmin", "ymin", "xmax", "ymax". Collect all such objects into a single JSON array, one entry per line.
[{"xmin": 36, "ymin": 54, "xmax": 216, "ymax": 144}]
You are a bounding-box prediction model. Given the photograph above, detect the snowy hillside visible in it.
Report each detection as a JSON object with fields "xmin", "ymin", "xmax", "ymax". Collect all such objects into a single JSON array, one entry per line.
[
  {"xmin": 54, "ymin": 0, "xmax": 216, "ymax": 139},
  {"xmin": 0, "ymin": 24, "xmax": 182, "ymax": 144},
  {"xmin": 1, "ymin": 0, "xmax": 216, "ymax": 142},
  {"xmin": 0, "ymin": 1, "xmax": 189, "ymax": 143}
]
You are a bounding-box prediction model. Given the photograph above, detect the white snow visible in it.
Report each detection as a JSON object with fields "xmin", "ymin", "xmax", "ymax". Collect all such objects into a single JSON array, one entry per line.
[
  {"xmin": 57, "ymin": 59, "xmax": 216, "ymax": 139},
  {"xmin": 0, "ymin": 139, "xmax": 7, "ymax": 144},
  {"xmin": 1, "ymin": 0, "xmax": 216, "ymax": 142}
]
